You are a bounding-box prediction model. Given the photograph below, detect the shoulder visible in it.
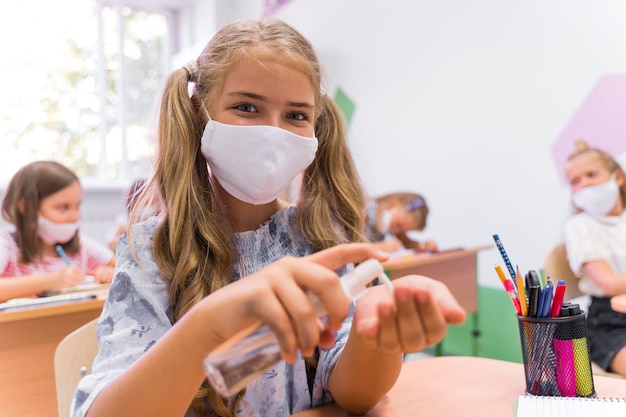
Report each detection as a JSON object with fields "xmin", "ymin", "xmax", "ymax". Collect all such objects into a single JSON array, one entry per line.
[
  {"xmin": 0, "ymin": 229, "xmax": 18, "ymax": 253},
  {"xmin": 564, "ymin": 213, "xmax": 599, "ymax": 232},
  {"xmin": 119, "ymin": 216, "xmax": 160, "ymax": 260},
  {"xmin": 0, "ymin": 229, "xmax": 16, "ymax": 245}
]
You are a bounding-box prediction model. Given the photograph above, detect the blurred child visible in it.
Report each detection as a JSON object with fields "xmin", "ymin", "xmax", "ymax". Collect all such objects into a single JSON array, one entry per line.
[
  {"xmin": 105, "ymin": 178, "xmax": 154, "ymax": 250},
  {"xmin": 0, "ymin": 160, "xmax": 115, "ymax": 302},
  {"xmin": 563, "ymin": 140, "xmax": 626, "ymax": 376},
  {"xmin": 364, "ymin": 192, "xmax": 438, "ymax": 253}
]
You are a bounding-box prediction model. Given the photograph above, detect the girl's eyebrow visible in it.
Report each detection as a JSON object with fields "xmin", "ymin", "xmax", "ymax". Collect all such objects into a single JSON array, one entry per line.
[{"xmin": 227, "ymin": 91, "xmax": 314, "ymax": 109}]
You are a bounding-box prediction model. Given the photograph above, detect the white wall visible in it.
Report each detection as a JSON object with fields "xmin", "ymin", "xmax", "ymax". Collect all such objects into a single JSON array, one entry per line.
[{"xmin": 183, "ymin": 0, "xmax": 626, "ymax": 288}]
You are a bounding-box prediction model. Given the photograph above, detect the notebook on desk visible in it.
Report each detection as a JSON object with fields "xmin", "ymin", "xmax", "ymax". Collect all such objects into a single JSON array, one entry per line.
[
  {"xmin": 516, "ymin": 395, "xmax": 626, "ymax": 417},
  {"xmin": 0, "ymin": 293, "xmax": 97, "ymax": 311},
  {"xmin": 40, "ymin": 281, "xmax": 110, "ymax": 297}
]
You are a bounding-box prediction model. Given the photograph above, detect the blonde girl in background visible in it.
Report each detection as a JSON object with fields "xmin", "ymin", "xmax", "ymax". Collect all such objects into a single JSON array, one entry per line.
[
  {"xmin": 73, "ymin": 18, "xmax": 465, "ymax": 417},
  {"xmin": 564, "ymin": 140, "xmax": 626, "ymax": 376},
  {"xmin": 364, "ymin": 192, "xmax": 438, "ymax": 253},
  {"xmin": 0, "ymin": 160, "xmax": 115, "ymax": 302}
]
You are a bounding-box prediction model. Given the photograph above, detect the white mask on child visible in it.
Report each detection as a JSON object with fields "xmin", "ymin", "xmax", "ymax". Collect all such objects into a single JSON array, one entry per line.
[
  {"xmin": 200, "ymin": 119, "xmax": 318, "ymax": 205},
  {"xmin": 38, "ymin": 216, "xmax": 80, "ymax": 245},
  {"xmin": 572, "ymin": 174, "xmax": 620, "ymax": 216},
  {"xmin": 381, "ymin": 210, "xmax": 392, "ymax": 234}
]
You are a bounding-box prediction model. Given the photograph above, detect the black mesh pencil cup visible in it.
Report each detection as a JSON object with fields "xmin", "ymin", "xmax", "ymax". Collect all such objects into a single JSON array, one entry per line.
[{"xmin": 517, "ymin": 313, "xmax": 595, "ymax": 397}]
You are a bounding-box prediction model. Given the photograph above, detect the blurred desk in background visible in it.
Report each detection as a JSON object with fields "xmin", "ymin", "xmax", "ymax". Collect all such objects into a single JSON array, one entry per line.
[{"xmin": 0, "ymin": 288, "xmax": 107, "ymax": 417}]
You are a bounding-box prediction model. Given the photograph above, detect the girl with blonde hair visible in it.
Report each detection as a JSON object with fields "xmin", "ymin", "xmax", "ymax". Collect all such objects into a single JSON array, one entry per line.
[
  {"xmin": 564, "ymin": 140, "xmax": 626, "ymax": 376},
  {"xmin": 74, "ymin": 18, "xmax": 464, "ymax": 417}
]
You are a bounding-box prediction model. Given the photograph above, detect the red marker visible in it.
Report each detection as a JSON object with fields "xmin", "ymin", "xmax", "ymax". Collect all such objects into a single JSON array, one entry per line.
[
  {"xmin": 504, "ymin": 279, "xmax": 522, "ymax": 315},
  {"xmin": 550, "ymin": 279, "xmax": 566, "ymax": 318}
]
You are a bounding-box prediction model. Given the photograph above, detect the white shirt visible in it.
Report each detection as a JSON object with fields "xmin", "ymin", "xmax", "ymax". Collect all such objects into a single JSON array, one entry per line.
[{"xmin": 564, "ymin": 211, "xmax": 626, "ymax": 297}]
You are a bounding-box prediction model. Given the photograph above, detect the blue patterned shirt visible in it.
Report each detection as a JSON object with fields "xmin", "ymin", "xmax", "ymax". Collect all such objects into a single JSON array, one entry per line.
[{"xmin": 72, "ymin": 207, "xmax": 352, "ymax": 417}]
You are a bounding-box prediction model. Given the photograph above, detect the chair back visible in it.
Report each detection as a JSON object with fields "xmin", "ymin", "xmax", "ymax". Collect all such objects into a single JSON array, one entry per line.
[
  {"xmin": 54, "ymin": 318, "xmax": 99, "ymax": 417},
  {"xmin": 544, "ymin": 243, "xmax": 583, "ymax": 301}
]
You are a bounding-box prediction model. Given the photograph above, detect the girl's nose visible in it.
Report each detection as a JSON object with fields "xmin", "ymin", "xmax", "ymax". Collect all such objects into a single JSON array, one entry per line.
[
  {"xmin": 264, "ymin": 113, "xmax": 284, "ymax": 129},
  {"xmin": 68, "ymin": 209, "xmax": 81, "ymax": 223}
]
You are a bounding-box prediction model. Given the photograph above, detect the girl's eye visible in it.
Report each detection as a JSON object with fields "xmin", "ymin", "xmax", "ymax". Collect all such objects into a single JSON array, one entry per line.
[
  {"xmin": 235, "ymin": 103, "xmax": 257, "ymax": 113},
  {"xmin": 286, "ymin": 112, "xmax": 307, "ymax": 121}
]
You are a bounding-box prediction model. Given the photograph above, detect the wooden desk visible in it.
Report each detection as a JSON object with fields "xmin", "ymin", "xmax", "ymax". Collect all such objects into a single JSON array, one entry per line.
[
  {"xmin": 0, "ymin": 291, "xmax": 106, "ymax": 417},
  {"xmin": 382, "ymin": 246, "xmax": 491, "ymax": 315},
  {"xmin": 293, "ymin": 356, "xmax": 626, "ymax": 417}
]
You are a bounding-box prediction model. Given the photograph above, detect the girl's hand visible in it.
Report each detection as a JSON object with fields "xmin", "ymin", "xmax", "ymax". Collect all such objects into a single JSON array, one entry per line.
[
  {"xmin": 198, "ymin": 243, "xmax": 389, "ymax": 362},
  {"xmin": 352, "ymin": 275, "xmax": 466, "ymax": 353},
  {"xmin": 49, "ymin": 267, "xmax": 86, "ymax": 290},
  {"xmin": 421, "ymin": 240, "xmax": 438, "ymax": 252},
  {"xmin": 92, "ymin": 266, "xmax": 115, "ymax": 284}
]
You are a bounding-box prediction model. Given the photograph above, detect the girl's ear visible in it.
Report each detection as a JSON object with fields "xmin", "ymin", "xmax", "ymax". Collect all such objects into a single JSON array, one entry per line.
[
  {"xmin": 17, "ymin": 199, "xmax": 25, "ymax": 214},
  {"xmin": 616, "ymin": 169, "xmax": 625, "ymax": 187}
]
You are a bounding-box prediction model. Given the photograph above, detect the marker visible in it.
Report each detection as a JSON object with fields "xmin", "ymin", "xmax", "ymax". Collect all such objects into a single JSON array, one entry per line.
[
  {"xmin": 516, "ymin": 266, "xmax": 528, "ymax": 316},
  {"xmin": 550, "ymin": 279, "xmax": 566, "ymax": 318},
  {"xmin": 504, "ymin": 279, "xmax": 522, "ymax": 315},
  {"xmin": 537, "ymin": 277, "xmax": 554, "ymax": 318},
  {"xmin": 55, "ymin": 244, "xmax": 72, "ymax": 266},
  {"xmin": 527, "ymin": 285, "xmax": 540, "ymax": 317},
  {"xmin": 494, "ymin": 264, "xmax": 521, "ymax": 314}
]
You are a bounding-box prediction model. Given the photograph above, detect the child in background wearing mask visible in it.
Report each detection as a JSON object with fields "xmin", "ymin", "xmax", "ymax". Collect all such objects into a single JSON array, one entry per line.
[
  {"xmin": 105, "ymin": 178, "xmax": 154, "ymax": 251},
  {"xmin": 365, "ymin": 192, "xmax": 438, "ymax": 253},
  {"xmin": 0, "ymin": 160, "xmax": 115, "ymax": 302},
  {"xmin": 564, "ymin": 140, "xmax": 626, "ymax": 376},
  {"xmin": 74, "ymin": 19, "xmax": 465, "ymax": 417}
]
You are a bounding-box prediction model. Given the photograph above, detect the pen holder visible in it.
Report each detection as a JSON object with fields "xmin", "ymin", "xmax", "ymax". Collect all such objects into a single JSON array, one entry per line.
[{"xmin": 517, "ymin": 313, "xmax": 595, "ymax": 398}]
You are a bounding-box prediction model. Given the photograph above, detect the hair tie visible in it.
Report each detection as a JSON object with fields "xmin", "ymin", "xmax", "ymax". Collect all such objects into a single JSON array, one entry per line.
[
  {"xmin": 406, "ymin": 196, "xmax": 425, "ymax": 211},
  {"xmin": 183, "ymin": 61, "xmax": 198, "ymax": 82}
]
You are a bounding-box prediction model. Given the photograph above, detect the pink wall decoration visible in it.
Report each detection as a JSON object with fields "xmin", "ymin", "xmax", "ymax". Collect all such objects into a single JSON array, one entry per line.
[
  {"xmin": 552, "ymin": 74, "xmax": 626, "ymax": 185},
  {"xmin": 264, "ymin": 0, "xmax": 294, "ymax": 16}
]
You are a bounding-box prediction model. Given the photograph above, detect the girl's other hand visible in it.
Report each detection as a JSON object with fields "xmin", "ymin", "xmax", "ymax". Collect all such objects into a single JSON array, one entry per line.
[
  {"xmin": 49, "ymin": 267, "xmax": 86, "ymax": 290},
  {"xmin": 353, "ymin": 275, "xmax": 466, "ymax": 353},
  {"xmin": 422, "ymin": 240, "xmax": 438, "ymax": 252}
]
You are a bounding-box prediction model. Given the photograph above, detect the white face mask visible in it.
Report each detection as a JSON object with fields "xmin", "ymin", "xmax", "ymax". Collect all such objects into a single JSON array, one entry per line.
[
  {"xmin": 381, "ymin": 210, "xmax": 392, "ymax": 234},
  {"xmin": 200, "ymin": 120, "xmax": 318, "ymax": 205},
  {"xmin": 38, "ymin": 215, "xmax": 80, "ymax": 245},
  {"xmin": 572, "ymin": 174, "xmax": 620, "ymax": 216}
]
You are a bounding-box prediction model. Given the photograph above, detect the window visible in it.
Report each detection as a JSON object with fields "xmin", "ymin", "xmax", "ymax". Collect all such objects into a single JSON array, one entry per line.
[{"xmin": 0, "ymin": 0, "xmax": 174, "ymax": 184}]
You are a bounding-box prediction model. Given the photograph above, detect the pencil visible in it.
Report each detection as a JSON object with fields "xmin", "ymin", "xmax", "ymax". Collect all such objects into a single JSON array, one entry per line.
[{"xmin": 492, "ymin": 234, "xmax": 516, "ymax": 280}]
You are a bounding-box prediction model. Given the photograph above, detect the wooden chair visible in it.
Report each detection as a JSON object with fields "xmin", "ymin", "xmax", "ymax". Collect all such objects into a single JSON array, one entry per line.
[
  {"xmin": 54, "ymin": 318, "xmax": 99, "ymax": 417},
  {"xmin": 543, "ymin": 243, "xmax": 584, "ymax": 301}
]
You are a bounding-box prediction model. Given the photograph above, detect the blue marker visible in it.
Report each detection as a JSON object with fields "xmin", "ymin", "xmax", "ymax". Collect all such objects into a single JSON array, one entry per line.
[
  {"xmin": 55, "ymin": 244, "xmax": 72, "ymax": 266},
  {"xmin": 537, "ymin": 277, "xmax": 554, "ymax": 318}
]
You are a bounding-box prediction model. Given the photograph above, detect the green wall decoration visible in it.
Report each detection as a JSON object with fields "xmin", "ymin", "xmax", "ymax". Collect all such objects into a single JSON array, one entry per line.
[{"xmin": 333, "ymin": 87, "xmax": 356, "ymax": 128}]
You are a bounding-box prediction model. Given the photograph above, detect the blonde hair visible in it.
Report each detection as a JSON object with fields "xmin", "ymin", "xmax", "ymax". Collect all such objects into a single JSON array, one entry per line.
[
  {"xmin": 567, "ymin": 140, "xmax": 626, "ymax": 205},
  {"xmin": 132, "ymin": 18, "xmax": 365, "ymax": 416}
]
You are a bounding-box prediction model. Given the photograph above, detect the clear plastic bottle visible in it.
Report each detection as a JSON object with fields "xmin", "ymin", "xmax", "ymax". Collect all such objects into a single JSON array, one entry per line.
[{"xmin": 203, "ymin": 259, "xmax": 391, "ymax": 397}]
